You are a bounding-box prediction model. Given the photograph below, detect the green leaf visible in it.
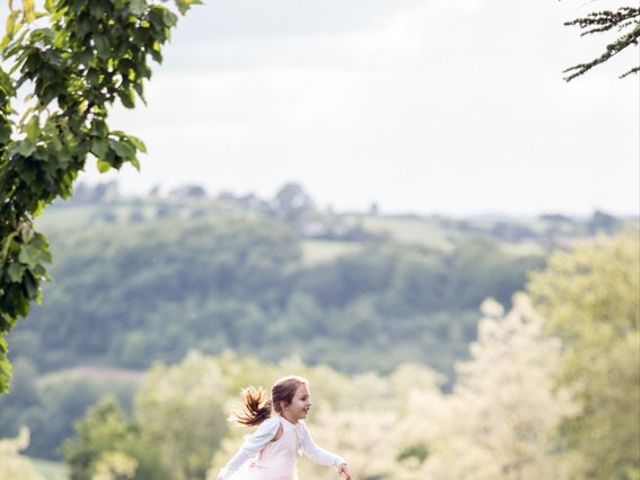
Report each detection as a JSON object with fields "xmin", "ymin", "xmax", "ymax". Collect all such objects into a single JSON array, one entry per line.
[
  {"xmin": 127, "ymin": 134, "xmax": 147, "ymax": 153},
  {"xmin": 130, "ymin": 155, "xmax": 141, "ymax": 171},
  {"xmin": 133, "ymin": 82, "xmax": 147, "ymax": 104},
  {"xmin": 24, "ymin": 0, "xmax": 36, "ymax": 23},
  {"xmin": 2, "ymin": 11, "xmax": 21, "ymax": 50},
  {"xmin": 32, "ymin": 200, "xmax": 46, "ymax": 218},
  {"xmin": 97, "ymin": 159, "xmax": 112, "ymax": 173},
  {"xmin": 16, "ymin": 140, "xmax": 36, "ymax": 156},
  {"xmin": 117, "ymin": 87, "xmax": 135, "ymax": 108},
  {"xmin": 25, "ymin": 115, "xmax": 39, "ymax": 142},
  {"xmin": 0, "ymin": 68, "xmax": 16, "ymax": 94},
  {"xmin": 49, "ymin": 134, "xmax": 63, "ymax": 153},
  {"xmin": 163, "ymin": 9, "xmax": 178, "ymax": 27},
  {"xmin": 90, "ymin": 2, "xmax": 106, "ymax": 19},
  {"xmin": 130, "ymin": 0, "xmax": 146, "ymax": 16},
  {"xmin": 0, "ymin": 337, "xmax": 9, "ymax": 356},
  {"xmin": 108, "ymin": 138, "xmax": 135, "ymax": 159},
  {"xmin": 18, "ymin": 245, "xmax": 40, "ymax": 268},
  {"xmin": 0, "ymin": 125, "xmax": 11, "ymax": 144},
  {"xmin": 76, "ymin": 19, "xmax": 92, "ymax": 40},
  {"xmin": 17, "ymin": 165, "xmax": 36, "ymax": 183},
  {"xmin": 0, "ymin": 353, "xmax": 13, "ymax": 394},
  {"xmin": 31, "ymin": 232, "xmax": 49, "ymax": 251},
  {"xmin": 23, "ymin": 226, "xmax": 34, "ymax": 244},
  {"xmin": 93, "ymin": 33, "xmax": 109, "ymax": 60},
  {"xmin": 7, "ymin": 263, "xmax": 24, "ymax": 283},
  {"xmin": 92, "ymin": 138, "xmax": 109, "ymax": 158},
  {"xmin": 175, "ymin": 0, "xmax": 203, "ymax": 15},
  {"xmin": 41, "ymin": 249, "xmax": 52, "ymax": 264},
  {"xmin": 4, "ymin": 10, "xmax": 18, "ymax": 36},
  {"xmin": 24, "ymin": 271, "xmax": 37, "ymax": 299},
  {"xmin": 77, "ymin": 51, "xmax": 92, "ymax": 67},
  {"xmin": 91, "ymin": 118, "xmax": 108, "ymax": 137}
]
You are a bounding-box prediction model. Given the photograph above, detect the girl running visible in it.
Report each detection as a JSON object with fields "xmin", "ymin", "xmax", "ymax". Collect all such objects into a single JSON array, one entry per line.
[{"xmin": 217, "ymin": 375, "xmax": 352, "ymax": 480}]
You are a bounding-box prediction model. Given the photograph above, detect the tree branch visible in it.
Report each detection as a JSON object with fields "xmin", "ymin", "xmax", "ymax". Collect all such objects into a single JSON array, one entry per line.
[{"xmin": 563, "ymin": 7, "xmax": 640, "ymax": 81}]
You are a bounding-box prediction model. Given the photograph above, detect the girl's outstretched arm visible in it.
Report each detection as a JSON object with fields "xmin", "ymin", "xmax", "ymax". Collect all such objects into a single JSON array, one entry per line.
[
  {"xmin": 299, "ymin": 421, "xmax": 350, "ymax": 477},
  {"xmin": 218, "ymin": 416, "xmax": 281, "ymax": 480}
]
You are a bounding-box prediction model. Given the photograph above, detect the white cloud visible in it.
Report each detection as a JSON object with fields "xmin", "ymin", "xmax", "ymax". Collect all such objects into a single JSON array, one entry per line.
[{"xmin": 79, "ymin": 0, "xmax": 638, "ymax": 215}]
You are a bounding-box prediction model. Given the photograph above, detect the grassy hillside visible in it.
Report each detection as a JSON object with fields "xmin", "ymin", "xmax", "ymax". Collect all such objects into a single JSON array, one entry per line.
[{"xmin": 300, "ymin": 239, "xmax": 364, "ymax": 266}]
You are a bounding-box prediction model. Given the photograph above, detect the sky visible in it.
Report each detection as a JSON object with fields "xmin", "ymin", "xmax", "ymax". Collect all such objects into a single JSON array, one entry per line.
[{"xmin": 19, "ymin": 1, "xmax": 640, "ymax": 215}]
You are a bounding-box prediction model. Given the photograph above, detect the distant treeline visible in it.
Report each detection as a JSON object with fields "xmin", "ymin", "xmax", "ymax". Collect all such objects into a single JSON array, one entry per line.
[
  {"xmin": 64, "ymin": 180, "xmax": 627, "ymax": 242},
  {"xmin": 13, "ymin": 214, "xmax": 541, "ymax": 377}
]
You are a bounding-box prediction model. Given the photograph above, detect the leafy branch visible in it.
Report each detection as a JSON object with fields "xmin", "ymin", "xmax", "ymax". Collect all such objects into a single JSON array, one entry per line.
[
  {"xmin": 0, "ymin": 0, "xmax": 201, "ymax": 393},
  {"xmin": 563, "ymin": 6, "xmax": 640, "ymax": 81}
]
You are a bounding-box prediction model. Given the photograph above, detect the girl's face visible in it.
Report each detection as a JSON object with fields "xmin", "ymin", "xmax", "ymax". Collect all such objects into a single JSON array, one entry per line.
[{"xmin": 282, "ymin": 383, "xmax": 312, "ymax": 422}]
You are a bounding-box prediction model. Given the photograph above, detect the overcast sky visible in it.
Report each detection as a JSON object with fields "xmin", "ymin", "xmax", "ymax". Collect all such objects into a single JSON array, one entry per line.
[{"xmin": 76, "ymin": 1, "xmax": 639, "ymax": 215}]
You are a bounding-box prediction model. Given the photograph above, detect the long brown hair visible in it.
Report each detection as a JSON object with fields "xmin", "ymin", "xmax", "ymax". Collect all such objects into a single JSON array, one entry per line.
[{"xmin": 231, "ymin": 376, "xmax": 307, "ymax": 427}]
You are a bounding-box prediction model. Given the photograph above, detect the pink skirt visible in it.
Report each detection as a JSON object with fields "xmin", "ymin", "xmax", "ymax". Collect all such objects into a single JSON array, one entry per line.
[{"xmin": 230, "ymin": 463, "xmax": 298, "ymax": 480}]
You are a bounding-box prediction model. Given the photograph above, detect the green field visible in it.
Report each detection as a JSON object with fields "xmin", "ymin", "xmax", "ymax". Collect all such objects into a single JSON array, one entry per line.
[
  {"xmin": 37, "ymin": 365, "xmax": 144, "ymax": 388},
  {"xmin": 346, "ymin": 214, "xmax": 455, "ymax": 250},
  {"xmin": 301, "ymin": 239, "xmax": 364, "ymax": 266},
  {"xmin": 32, "ymin": 458, "xmax": 68, "ymax": 480}
]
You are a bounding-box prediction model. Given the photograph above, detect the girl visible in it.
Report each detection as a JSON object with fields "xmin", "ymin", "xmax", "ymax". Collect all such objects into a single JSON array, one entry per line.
[{"xmin": 217, "ymin": 375, "xmax": 352, "ymax": 480}]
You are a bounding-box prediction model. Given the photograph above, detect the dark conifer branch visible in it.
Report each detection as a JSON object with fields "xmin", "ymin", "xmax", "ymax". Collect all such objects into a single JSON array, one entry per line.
[{"xmin": 563, "ymin": 7, "xmax": 639, "ymax": 81}]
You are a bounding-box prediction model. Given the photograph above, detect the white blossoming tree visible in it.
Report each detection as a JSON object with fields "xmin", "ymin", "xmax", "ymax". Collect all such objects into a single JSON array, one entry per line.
[
  {"xmin": 0, "ymin": 427, "xmax": 45, "ymax": 480},
  {"xmin": 419, "ymin": 295, "xmax": 577, "ymax": 480}
]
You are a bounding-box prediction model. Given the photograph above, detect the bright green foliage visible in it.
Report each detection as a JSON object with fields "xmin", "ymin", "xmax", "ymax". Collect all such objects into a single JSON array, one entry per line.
[
  {"xmin": 0, "ymin": 0, "xmax": 200, "ymax": 393},
  {"xmin": 92, "ymin": 451, "xmax": 139, "ymax": 480},
  {"xmin": 529, "ymin": 233, "xmax": 640, "ymax": 479},
  {"xmin": 134, "ymin": 351, "xmax": 231, "ymax": 480},
  {"xmin": 62, "ymin": 396, "xmax": 170, "ymax": 480}
]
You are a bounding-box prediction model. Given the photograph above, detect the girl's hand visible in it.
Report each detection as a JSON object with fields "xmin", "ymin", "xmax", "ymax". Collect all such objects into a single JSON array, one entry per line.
[{"xmin": 337, "ymin": 463, "xmax": 352, "ymax": 480}]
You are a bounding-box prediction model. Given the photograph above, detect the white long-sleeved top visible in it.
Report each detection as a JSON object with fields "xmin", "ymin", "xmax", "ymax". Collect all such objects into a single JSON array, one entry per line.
[{"xmin": 219, "ymin": 415, "xmax": 346, "ymax": 479}]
